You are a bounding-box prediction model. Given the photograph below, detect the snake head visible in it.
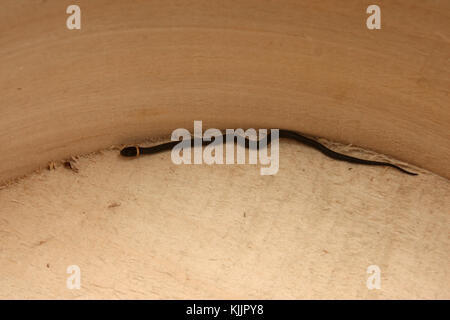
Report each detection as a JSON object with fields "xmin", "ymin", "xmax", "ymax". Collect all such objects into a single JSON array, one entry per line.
[{"xmin": 120, "ymin": 146, "xmax": 139, "ymax": 157}]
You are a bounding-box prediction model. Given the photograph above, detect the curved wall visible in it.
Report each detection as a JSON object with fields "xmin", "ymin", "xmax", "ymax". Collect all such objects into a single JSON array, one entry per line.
[{"xmin": 1, "ymin": 0, "xmax": 449, "ymax": 182}]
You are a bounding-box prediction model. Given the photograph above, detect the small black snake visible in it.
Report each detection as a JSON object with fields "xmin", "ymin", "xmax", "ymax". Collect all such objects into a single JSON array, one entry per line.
[{"xmin": 120, "ymin": 129, "xmax": 417, "ymax": 176}]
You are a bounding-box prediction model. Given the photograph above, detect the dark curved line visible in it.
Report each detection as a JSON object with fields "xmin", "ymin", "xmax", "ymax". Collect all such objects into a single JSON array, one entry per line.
[{"xmin": 120, "ymin": 129, "xmax": 418, "ymax": 176}]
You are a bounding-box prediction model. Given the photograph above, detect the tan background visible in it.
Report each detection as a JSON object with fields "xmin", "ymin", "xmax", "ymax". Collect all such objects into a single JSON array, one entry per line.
[
  {"xmin": 0, "ymin": 142, "xmax": 449, "ymax": 299},
  {"xmin": 0, "ymin": 0, "xmax": 449, "ymax": 183},
  {"xmin": 0, "ymin": 0, "xmax": 449, "ymax": 299}
]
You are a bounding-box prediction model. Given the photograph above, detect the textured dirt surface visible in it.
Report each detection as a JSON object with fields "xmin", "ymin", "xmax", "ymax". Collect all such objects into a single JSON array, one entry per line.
[{"xmin": 0, "ymin": 140, "xmax": 448, "ymax": 299}]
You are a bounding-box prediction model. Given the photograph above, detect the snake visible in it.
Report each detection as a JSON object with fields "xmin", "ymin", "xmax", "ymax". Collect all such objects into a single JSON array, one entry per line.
[{"xmin": 120, "ymin": 129, "xmax": 418, "ymax": 176}]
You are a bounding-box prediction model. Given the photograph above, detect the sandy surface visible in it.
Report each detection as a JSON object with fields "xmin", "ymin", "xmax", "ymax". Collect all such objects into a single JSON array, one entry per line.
[{"xmin": 0, "ymin": 140, "xmax": 448, "ymax": 299}]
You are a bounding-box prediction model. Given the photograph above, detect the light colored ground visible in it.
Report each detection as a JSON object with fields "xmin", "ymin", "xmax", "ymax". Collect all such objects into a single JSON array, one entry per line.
[
  {"xmin": 0, "ymin": 0, "xmax": 449, "ymax": 300},
  {"xmin": 0, "ymin": 139, "xmax": 448, "ymax": 299}
]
